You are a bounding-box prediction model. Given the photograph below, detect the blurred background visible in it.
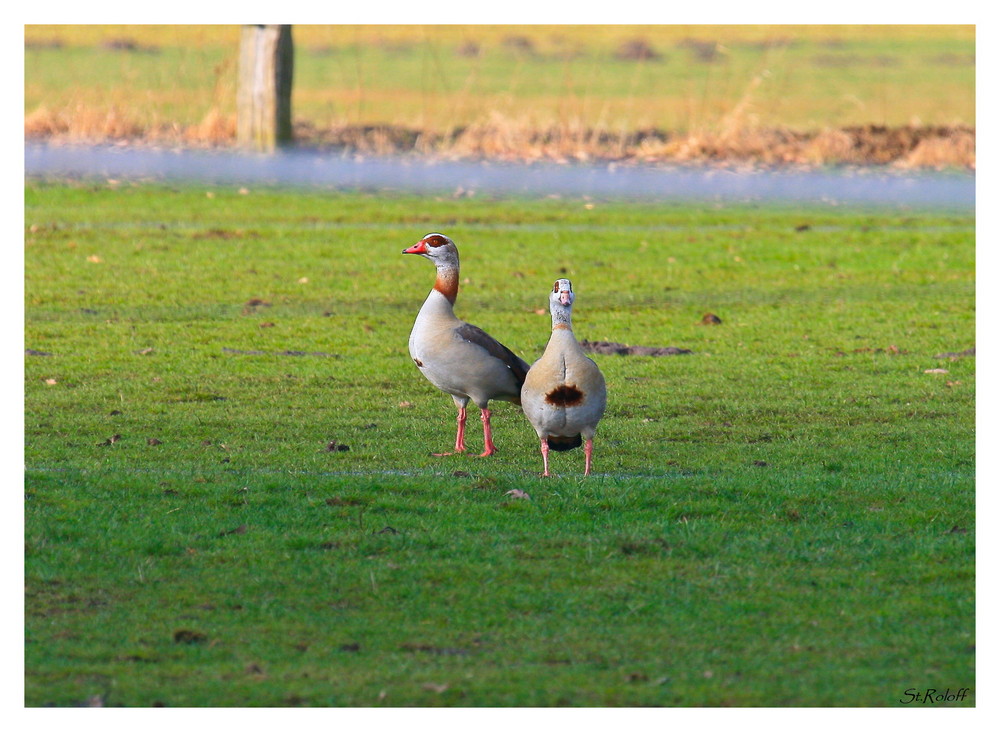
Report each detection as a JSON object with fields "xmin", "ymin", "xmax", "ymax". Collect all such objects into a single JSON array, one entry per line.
[{"xmin": 24, "ymin": 24, "xmax": 975, "ymax": 168}]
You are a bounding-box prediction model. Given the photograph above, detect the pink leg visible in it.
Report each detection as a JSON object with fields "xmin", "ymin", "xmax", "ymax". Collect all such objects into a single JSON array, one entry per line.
[
  {"xmin": 477, "ymin": 408, "xmax": 497, "ymax": 457},
  {"xmin": 584, "ymin": 438, "xmax": 594, "ymax": 476},
  {"xmin": 540, "ymin": 438, "xmax": 550, "ymax": 477},
  {"xmin": 433, "ymin": 407, "xmax": 467, "ymax": 456},
  {"xmin": 455, "ymin": 407, "xmax": 468, "ymax": 452}
]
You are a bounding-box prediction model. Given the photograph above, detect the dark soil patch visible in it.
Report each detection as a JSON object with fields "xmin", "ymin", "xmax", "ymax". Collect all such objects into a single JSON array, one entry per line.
[
  {"xmin": 173, "ymin": 629, "xmax": 208, "ymax": 644},
  {"xmin": 615, "ymin": 39, "xmax": 663, "ymax": 61},
  {"xmin": 934, "ymin": 347, "xmax": 975, "ymax": 359},
  {"xmin": 399, "ymin": 643, "xmax": 471, "ymax": 656},
  {"xmin": 101, "ymin": 38, "xmax": 160, "ymax": 54},
  {"xmin": 581, "ymin": 340, "xmax": 693, "ymax": 357},
  {"xmin": 222, "ymin": 347, "xmax": 339, "ymax": 358}
]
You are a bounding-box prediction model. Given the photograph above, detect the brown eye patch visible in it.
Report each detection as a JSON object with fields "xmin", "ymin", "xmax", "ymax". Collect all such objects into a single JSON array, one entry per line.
[
  {"xmin": 552, "ymin": 281, "xmax": 560, "ymax": 292},
  {"xmin": 425, "ymin": 235, "xmax": 448, "ymax": 248}
]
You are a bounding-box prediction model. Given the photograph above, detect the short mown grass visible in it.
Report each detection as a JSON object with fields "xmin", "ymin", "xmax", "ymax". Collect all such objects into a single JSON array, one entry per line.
[{"xmin": 24, "ymin": 181, "xmax": 974, "ymax": 706}]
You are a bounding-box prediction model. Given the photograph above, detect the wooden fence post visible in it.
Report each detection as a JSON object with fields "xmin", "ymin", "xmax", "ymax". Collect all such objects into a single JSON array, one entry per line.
[{"xmin": 237, "ymin": 25, "xmax": 294, "ymax": 152}]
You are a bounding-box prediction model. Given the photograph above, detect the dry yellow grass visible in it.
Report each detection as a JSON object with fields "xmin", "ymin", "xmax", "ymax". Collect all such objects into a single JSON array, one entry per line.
[
  {"xmin": 24, "ymin": 105, "xmax": 236, "ymax": 147},
  {"xmin": 898, "ymin": 129, "xmax": 976, "ymax": 168},
  {"xmin": 24, "ymin": 104, "xmax": 143, "ymax": 141},
  {"xmin": 24, "ymin": 104, "xmax": 975, "ymax": 169}
]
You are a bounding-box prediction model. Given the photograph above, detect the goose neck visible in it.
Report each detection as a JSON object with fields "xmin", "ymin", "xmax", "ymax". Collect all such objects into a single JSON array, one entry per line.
[
  {"xmin": 433, "ymin": 264, "xmax": 459, "ymax": 304},
  {"xmin": 550, "ymin": 306, "xmax": 573, "ymax": 331}
]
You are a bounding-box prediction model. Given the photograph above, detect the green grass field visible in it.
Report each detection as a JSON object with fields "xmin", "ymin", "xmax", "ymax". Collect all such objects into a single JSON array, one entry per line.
[
  {"xmin": 24, "ymin": 181, "xmax": 974, "ymax": 706},
  {"xmin": 25, "ymin": 24, "xmax": 974, "ymax": 134}
]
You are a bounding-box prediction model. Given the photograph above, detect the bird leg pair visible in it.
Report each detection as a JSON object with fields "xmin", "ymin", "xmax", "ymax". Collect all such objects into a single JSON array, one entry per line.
[
  {"xmin": 432, "ymin": 406, "xmax": 497, "ymax": 458},
  {"xmin": 538, "ymin": 437, "xmax": 594, "ymax": 477}
]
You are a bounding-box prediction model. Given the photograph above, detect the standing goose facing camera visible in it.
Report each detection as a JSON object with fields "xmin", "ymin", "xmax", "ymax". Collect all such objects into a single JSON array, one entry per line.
[
  {"xmin": 522, "ymin": 279, "xmax": 607, "ymax": 476},
  {"xmin": 402, "ymin": 233, "xmax": 530, "ymax": 457}
]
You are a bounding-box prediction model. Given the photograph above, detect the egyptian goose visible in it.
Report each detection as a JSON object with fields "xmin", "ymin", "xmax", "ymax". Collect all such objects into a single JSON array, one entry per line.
[
  {"xmin": 402, "ymin": 233, "xmax": 530, "ymax": 457},
  {"xmin": 521, "ymin": 279, "xmax": 607, "ymax": 476}
]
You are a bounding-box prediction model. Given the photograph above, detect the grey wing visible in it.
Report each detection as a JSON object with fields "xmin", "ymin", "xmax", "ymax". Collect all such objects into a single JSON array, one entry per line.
[{"xmin": 454, "ymin": 322, "xmax": 531, "ymax": 387}]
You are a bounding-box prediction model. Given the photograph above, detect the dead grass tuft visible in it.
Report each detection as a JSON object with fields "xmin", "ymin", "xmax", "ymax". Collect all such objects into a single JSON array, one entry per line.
[
  {"xmin": 184, "ymin": 108, "xmax": 237, "ymax": 145},
  {"xmin": 24, "ymin": 106, "xmax": 67, "ymax": 137},
  {"xmin": 25, "ymin": 104, "xmax": 144, "ymax": 141},
  {"xmin": 804, "ymin": 129, "xmax": 859, "ymax": 164},
  {"xmin": 446, "ymin": 114, "xmax": 640, "ymax": 163},
  {"xmin": 895, "ymin": 128, "xmax": 976, "ymax": 169},
  {"xmin": 638, "ymin": 124, "xmax": 975, "ymax": 169},
  {"xmin": 25, "ymin": 104, "xmax": 237, "ymax": 148}
]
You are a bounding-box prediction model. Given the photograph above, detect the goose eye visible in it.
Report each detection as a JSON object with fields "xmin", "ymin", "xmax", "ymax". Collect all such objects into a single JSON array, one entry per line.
[
  {"xmin": 426, "ymin": 235, "xmax": 447, "ymax": 248},
  {"xmin": 552, "ymin": 281, "xmax": 560, "ymax": 292}
]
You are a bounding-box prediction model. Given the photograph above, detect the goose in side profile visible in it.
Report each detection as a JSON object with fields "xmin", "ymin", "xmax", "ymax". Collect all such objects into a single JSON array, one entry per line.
[
  {"xmin": 402, "ymin": 233, "xmax": 530, "ymax": 457},
  {"xmin": 521, "ymin": 278, "xmax": 607, "ymax": 476}
]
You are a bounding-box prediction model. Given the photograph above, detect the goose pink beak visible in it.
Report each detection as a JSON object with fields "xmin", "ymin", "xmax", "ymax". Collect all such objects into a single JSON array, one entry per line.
[
  {"xmin": 558, "ymin": 290, "xmax": 572, "ymax": 305},
  {"xmin": 402, "ymin": 240, "xmax": 429, "ymax": 255}
]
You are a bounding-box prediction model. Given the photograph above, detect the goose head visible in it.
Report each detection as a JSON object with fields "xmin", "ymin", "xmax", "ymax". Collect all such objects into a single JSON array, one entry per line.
[
  {"xmin": 551, "ymin": 278, "xmax": 574, "ymax": 308},
  {"xmin": 548, "ymin": 278, "xmax": 575, "ymax": 327},
  {"xmin": 402, "ymin": 233, "xmax": 460, "ymax": 268}
]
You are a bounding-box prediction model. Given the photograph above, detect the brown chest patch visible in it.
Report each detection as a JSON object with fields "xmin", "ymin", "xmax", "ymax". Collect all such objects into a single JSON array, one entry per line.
[
  {"xmin": 413, "ymin": 358, "xmax": 424, "ymax": 368},
  {"xmin": 545, "ymin": 384, "xmax": 584, "ymax": 407},
  {"xmin": 434, "ymin": 271, "xmax": 459, "ymax": 304}
]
